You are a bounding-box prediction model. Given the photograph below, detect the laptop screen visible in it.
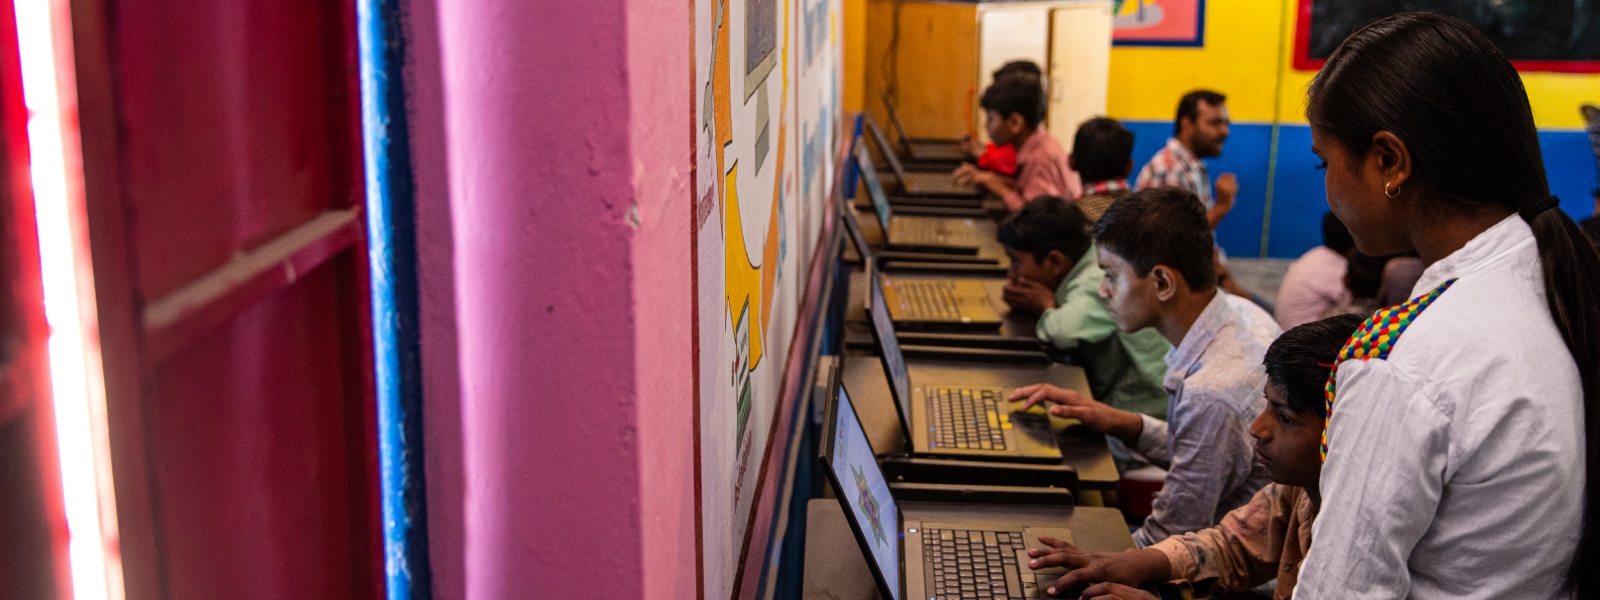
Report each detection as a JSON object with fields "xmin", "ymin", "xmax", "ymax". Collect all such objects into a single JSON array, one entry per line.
[
  {"xmin": 868, "ymin": 274, "xmax": 914, "ymax": 431},
  {"xmin": 863, "ymin": 114, "xmax": 909, "ymax": 182},
  {"xmin": 828, "ymin": 382, "xmax": 902, "ymax": 600},
  {"xmin": 854, "ymin": 145, "xmax": 894, "ymax": 233},
  {"xmin": 839, "ymin": 199, "xmax": 872, "ymax": 263}
]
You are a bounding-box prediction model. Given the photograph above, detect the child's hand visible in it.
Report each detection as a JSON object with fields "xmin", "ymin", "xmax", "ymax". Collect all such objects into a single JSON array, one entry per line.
[
  {"xmin": 1026, "ymin": 539, "xmax": 1170, "ymax": 598},
  {"xmin": 1008, "ymin": 384, "xmax": 1143, "ymax": 442},
  {"xmin": 1002, "ymin": 276, "xmax": 1057, "ymax": 315},
  {"xmin": 1079, "ymin": 583, "xmax": 1160, "ymax": 600},
  {"xmin": 952, "ymin": 163, "xmax": 994, "ymax": 187},
  {"xmin": 957, "ymin": 134, "xmax": 985, "ymax": 158}
]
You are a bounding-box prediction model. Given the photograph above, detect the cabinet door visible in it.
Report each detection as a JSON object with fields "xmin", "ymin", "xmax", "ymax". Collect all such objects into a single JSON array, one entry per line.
[
  {"xmin": 1049, "ymin": 2, "xmax": 1113, "ymax": 151},
  {"xmin": 69, "ymin": 0, "xmax": 383, "ymax": 598}
]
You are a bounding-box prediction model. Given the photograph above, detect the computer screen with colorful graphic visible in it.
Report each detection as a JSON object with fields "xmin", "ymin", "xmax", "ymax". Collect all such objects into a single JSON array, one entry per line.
[
  {"xmin": 827, "ymin": 384, "xmax": 901, "ymax": 599},
  {"xmin": 854, "ymin": 144, "xmax": 894, "ymax": 233}
]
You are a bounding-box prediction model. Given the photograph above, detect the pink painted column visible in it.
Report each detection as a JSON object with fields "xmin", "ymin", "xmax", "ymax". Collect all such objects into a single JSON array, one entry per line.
[
  {"xmin": 417, "ymin": 0, "xmax": 698, "ymax": 597},
  {"xmin": 437, "ymin": 0, "xmax": 642, "ymax": 596}
]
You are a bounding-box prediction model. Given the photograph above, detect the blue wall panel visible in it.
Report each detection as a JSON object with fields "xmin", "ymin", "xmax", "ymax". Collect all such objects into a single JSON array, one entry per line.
[{"xmin": 1121, "ymin": 121, "xmax": 1599, "ymax": 259}]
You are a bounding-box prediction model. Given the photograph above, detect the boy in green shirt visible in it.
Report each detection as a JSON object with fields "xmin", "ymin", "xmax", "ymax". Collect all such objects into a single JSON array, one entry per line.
[{"xmin": 997, "ymin": 197, "xmax": 1170, "ymax": 419}]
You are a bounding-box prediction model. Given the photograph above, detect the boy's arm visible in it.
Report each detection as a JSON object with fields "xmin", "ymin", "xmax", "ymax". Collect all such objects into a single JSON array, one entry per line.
[
  {"xmin": 1035, "ymin": 280, "xmax": 1119, "ymax": 352},
  {"xmin": 1132, "ymin": 394, "xmax": 1254, "ymax": 548},
  {"xmin": 1149, "ymin": 484, "xmax": 1292, "ymax": 594},
  {"xmin": 1296, "ymin": 360, "xmax": 1445, "ymax": 599}
]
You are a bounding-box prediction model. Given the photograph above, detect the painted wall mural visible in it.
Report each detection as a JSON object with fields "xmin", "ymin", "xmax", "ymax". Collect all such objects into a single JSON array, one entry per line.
[{"xmin": 693, "ymin": 0, "xmax": 841, "ymax": 596}]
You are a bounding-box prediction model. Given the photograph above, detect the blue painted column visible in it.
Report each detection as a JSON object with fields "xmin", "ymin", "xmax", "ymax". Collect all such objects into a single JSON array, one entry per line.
[{"xmin": 357, "ymin": 0, "xmax": 431, "ymax": 597}]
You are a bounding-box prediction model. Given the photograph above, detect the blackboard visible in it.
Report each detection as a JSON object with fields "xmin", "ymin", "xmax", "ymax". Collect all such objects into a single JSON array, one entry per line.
[{"xmin": 1298, "ymin": 0, "xmax": 1600, "ymax": 70}]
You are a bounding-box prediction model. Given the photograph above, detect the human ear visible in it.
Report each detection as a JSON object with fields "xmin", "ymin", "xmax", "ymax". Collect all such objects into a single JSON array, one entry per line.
[
  {"xmin": 1007, "ymin": 113, "xmax": 1026, "ymax": 133},
  {"xmin": 1369, "ymin": 131, "xmax": 1412, "ymax": 193},
  {"xmin": 1151, "ymin": 265, "xmax": 1178, "ymax": 303},
  {"xmin": 1044, "ymin": 250, "xmax": 1070, "ymax": 277}
]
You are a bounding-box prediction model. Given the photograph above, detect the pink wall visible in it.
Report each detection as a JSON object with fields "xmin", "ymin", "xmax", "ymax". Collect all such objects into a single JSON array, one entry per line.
[
  {"xmin": 625, "ymin": 0, "xmax": 698, "ymax": 595},
  {"xmin": 413, "ymin": 0, "xmax": 697, "ymax": 597}
]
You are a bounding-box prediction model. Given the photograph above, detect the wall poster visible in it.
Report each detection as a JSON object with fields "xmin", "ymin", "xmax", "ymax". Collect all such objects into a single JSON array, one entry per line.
[
  {"xmin": 692, "ymin": 0, "xmax": 842, "ymax": 596},
  {"xmin": 1112, "ymin": 0, "xmax": 1207, "ymax": 47}
]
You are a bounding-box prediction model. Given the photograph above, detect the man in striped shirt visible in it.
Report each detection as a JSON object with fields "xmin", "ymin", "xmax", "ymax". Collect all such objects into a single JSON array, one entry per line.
[{"xmin": 1135, "ymin": 90, "xmax": 1237, "ymax": 230}]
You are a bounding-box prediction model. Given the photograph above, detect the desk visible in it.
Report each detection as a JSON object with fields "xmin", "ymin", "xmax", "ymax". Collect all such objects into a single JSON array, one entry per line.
[
  {"xmin": 802, "ymin": 499, "xmax": 1133, "ymax": 599},
  {"xmin": 840, "ymin": 352, "xmax": 1120, "ymax": 491}
]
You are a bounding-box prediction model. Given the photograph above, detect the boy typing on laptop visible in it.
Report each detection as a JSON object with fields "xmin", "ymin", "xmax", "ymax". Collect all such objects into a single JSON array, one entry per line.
[
  {"xmin": 1010, "ymin": 188, "xmax": 1279, "ymax": 548},
  {"xmin": 1023, "ymin": 314, "xmax": 1365, "ymax": 600},
  {"xmin": 996, "ymin": 196, "xmax": 1169, "ymax": 420}
]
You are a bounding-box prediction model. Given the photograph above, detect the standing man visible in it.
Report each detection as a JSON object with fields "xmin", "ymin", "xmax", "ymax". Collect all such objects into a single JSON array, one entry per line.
[{"xmin": 1136, "ymin": 90, "xmax": 1236, "ymax": 230}]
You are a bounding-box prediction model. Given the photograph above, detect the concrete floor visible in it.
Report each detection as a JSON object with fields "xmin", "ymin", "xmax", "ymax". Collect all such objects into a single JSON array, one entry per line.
[{"xmin": 1226, "ymin": 257, "xmax": 1293, "ymax": 307}]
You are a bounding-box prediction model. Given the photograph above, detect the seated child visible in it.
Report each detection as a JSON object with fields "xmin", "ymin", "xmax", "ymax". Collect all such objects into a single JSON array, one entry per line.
[
  {"xmin": 1276, "ymin": 212, "xmax": 1354, "ymax": 330},
  {"xmin": 996, "ymin": 196, "xmax": 1168, "ymax": 419},
  {"xmin": 953, "ymin": 75, "xmax": 1080, "ymax": 211},
  {"xmin": 959, "ymin": 61, "xmax": 1043, "ymax": 177},
  {"xmin": 1070, "ymin": 117, "xmax": 1136, "ymax": 222},
  {"xmin": 1011, "ymin": 188, "xmax": 1279, "ymax": 548},
  {"xmin": 1023, "ymin": 314, "xmax": 1366, "ymax": 600}
]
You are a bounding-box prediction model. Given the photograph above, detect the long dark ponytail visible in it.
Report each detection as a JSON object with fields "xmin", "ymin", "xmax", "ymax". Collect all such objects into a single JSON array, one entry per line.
[{"xmin": 1308, "ymin": 13, "xmax": 1600, "ymax": 595}]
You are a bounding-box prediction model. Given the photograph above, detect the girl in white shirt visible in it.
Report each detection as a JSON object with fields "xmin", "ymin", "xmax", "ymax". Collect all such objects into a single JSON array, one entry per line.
[{"xmin": 1293, "ymin": 12, "xmax": 1600, "ymax": 600}]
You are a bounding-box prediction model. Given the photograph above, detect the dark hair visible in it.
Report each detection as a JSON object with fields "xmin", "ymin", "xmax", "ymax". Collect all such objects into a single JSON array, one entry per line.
[
  {"xmin": 1344, "ymin": 252, "xmax": 1388, "ymax": 300},
  {"xmin": 1264, "ymin": 314, "xmax": 1364, "ymax": 418},
  {"xmin": 1582, "ymin": 215, "xmax": 1600, "ymax": 248},
  {"xmin": 1309, "ymin": 13, "xmax": 1600, "ymax": 594},
  {"xmin": 1093, "ymin": 187, "xmax": 1216, "ymax": 291},
  {"xmin": 997, "ymin": 196, "xmax": 1092, "ymax": 263},
  {"xmin": 994, "ymin": 60, "xmax": 1042, "ymax": 81},
  {"xmin": 981, "ymin": 75, "xmax": 1046, "ymax": 129},
  {"xmin": 1322, "ymin": 212, "xmax": 1355, "ymax": 255},
  {"xmin": 1072, "ymin": 117, "xmax": 1134, "ymax": 183},
  {"xmin": 1173, "ymin": 89, "xmax": 1226, "ymax": 137}
]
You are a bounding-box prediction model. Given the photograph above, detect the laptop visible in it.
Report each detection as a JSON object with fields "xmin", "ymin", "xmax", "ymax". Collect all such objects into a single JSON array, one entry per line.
[
  {"xmin": 881, "ymin": 93, "xmax": 971, "ymax": 163},
  {"xmin": 865, "ymin": 115, "xmax": 984, "ymax": 199},
  {"xmin": 857, "ymin": 145, "xmax": 991, "ymax": 254},
  {"xmin": 867, "ymin": 272, "xmax": 1062, "ymax": 463},
  {"xmin": 878, "ymin": 269, "xmax": 1003, "ymax": 332},
  {"xmin": 820, "ymin": 372, "xmax": 1085, "ymax": 600}
]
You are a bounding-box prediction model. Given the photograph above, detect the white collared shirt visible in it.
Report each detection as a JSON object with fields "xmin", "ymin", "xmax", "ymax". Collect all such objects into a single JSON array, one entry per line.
[
  {"xmin": 1131, "ymin": 291, "xmax": 1278, "ymax": 547},
  {"xmin": 1297, "ymin": 216, "xmax": 1584, "ymax": 599}
]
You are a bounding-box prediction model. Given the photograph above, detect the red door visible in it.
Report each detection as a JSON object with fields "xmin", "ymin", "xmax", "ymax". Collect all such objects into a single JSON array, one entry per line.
[{"xmin": 69, "ymin": 0, "xmax": 383, "ymax": 597}]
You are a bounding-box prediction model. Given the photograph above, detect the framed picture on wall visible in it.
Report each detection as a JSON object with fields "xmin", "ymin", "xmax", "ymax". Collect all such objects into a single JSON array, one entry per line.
[
  {"xmin": 1111, "ymin": 0, "xmax": 1206, "ymax": 47},
  {"xmin": 1295, "ymin": 0, "xmax": 1600, "ymax": 73}
]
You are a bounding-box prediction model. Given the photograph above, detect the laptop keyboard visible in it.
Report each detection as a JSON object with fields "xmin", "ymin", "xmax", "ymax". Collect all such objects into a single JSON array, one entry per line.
[
  {"xmin": 928, "ymin": 387, "xmax": 1008, "ymax": 450},
  {"xmin": 923, "ymin": 528, "xmax": 1027, "ymax": 599},
  {"xmin": 896, "ymin": 279, "xmax": 961, "ymax": 321},
  {"xmin": 896, "ymin": 218, "xmax": 950, "ymax": 245}
]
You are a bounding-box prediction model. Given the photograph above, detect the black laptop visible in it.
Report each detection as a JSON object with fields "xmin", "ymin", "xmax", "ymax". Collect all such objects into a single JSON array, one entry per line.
[
  {"xmin": 881, "ymin": 93, "xmax": 971, "ymax": 163},
  {"xmin": 866, "ymin": 272, "xmax": 1063, "ymax": 463},
  {"xmin": 858, "ymin": 145, "xmax": 993, "ymax": 254},
  {"xmin": 821, "ymin": 373, "xmax": 1087, "ymax": 600},
  {"xmin": 865, "ymin": 114, "xmax": 984, "ymax": 199}
]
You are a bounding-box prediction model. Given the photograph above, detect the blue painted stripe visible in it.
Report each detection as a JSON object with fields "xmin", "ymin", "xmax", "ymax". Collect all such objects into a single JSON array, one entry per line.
[
  {"xmin": 1123, "ymin": 121, "xmax": 1600, "ymax": 258},
  {"xmin": 357, "ymin": 0, "xmax": 431, "ymax": 598}
]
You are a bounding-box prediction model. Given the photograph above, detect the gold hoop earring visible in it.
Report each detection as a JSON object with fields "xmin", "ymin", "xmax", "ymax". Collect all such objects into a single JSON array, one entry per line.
[{"xmin": 1384, "ymin": 182, "xmax": 1401, "ymax": 198}]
